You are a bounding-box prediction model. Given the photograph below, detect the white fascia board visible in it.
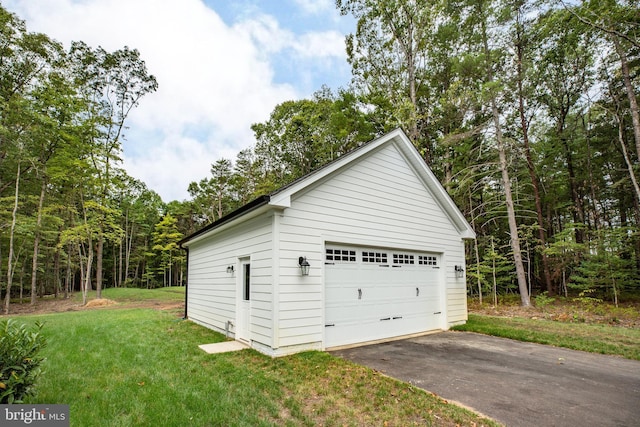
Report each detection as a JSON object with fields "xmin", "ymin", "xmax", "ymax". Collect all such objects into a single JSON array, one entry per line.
[{"xmin": 267, "ymin": 193, "xmax": 291, "ymax": 208}]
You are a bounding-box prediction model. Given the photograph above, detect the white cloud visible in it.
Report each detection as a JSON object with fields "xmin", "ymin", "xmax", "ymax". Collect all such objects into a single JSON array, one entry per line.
[
  {"xmin": 293, "ymin": 0, "xmax": 334, "ymax": 15},
  {"xmin": 294, "ymin": 31, "xmax": 346, "ymax": 58},
  {"xmin": 235, "ymin": 13, "xmax": 346, "ymax": 60},
  {"xmin": 3, "ymin": 0, "xmax": 310, "ymax": 201}
]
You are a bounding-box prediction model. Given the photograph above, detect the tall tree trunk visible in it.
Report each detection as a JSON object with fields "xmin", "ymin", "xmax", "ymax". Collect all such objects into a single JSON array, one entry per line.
[
  {"xmin": 113, "ymin": 244, "xmax": 118, "ymax": 287},
  {"xmin": 80, "ymin": 243, "xmax": 93, "ymax": 306},
  {"xmin": 4, "ymin": 162, "xmax": 21, "ymax": 315},
  {"xmin": 118, "ymin": 232, "xmax": 123, "ymax": 288},
  {"xmin": 64, "ymin": 243, "xmax": 71, "ymax": 299},
  {"xmin": 125, "ymin": 222, "xmax": 135, "ymax": 286},
  {"xmin": 30, "ymin": 179, "xmax": 46, "ymax": 305},
  {"xmin": 405, "ymin": 34, "xmax": 421, "ymax": 160},
  {"xmin": 616, "ymin": 112, "xmax": 640, "ymax": 203},
  {"xmin": 54, "ymin": 247, "xmax": 60, "ymax": 299},
  {"xmin": 613, "ymin": 36, "xmax": 640, "ymax": 160},
  {"xmin": 481, "ymin": 15, "xmax": 531, "ymax": 307},
  {"xmin": 96, "ymin": 236, "xmax": 103, "ymax": 299},
  {"xmin": 584, "ymin": 115, "xmax": 601, "ymax": 230},
  {"xmin": 468, "ymin": 191, "xmax": 483, "ymax": 304},
  {"xmin": 19, "ymin": 263, "xmax": 24, "ymax": 304},
  {"xmin": 515, "ymin": 17, "xmax": 553, "ymax": 295},
  {"xmin": 559, "ymin": 121, "xmax": 585, "ymax": 243}
]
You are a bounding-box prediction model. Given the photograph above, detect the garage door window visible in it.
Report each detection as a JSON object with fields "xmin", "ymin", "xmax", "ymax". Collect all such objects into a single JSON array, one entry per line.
[
  {"xmin": 362, "ymin": 251, "xmax": 388, "ymax": 263},
  {"xmin": 326, "ymin": 248, "xmax": 356, "ymax": 263},
  {"xmin": 393, "ymin": 253, "xmax": 415, "ymax": 265},
  {"xmin": 419, "ymin": 255, "xmax": 438, "ymax": 266}
]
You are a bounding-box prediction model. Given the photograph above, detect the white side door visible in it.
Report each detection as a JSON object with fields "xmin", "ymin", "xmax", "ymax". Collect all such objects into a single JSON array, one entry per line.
[{"xmin": 237, "ymin": 259, "xmax": 251, "ymax": 342}]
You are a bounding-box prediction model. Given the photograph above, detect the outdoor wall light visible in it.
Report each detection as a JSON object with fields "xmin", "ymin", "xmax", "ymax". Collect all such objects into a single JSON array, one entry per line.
[
  {"xmin": 298, "ymin": 256, "xmax": 310, "ymax": 276},
  {"xmin": 226, "ymin": 265, "xmax": 235, "ymax": 274},
  {"xmin": 454, "ymin": 265, "xmax": 464, "ymax": 278}
]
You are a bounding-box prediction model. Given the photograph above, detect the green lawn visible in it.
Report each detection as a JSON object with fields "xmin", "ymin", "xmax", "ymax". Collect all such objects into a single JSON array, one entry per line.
[
  {"xmin": 453, "ymin": 314, "xmax": 640, "ymax": 360},
  {"xmin": 14, "ymin": 304, "xmax": 498, "ymax": 427},
  {"xmin": 73, "ymin": 286, "xmax": 186, "ymax": 303},
  {"xmin": 10, "ymin": 289, "xmax": 639, "ymax": 425}
]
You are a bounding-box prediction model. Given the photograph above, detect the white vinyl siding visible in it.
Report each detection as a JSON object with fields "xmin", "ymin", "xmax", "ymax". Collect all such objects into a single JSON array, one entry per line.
[
  {"xmin": 276, "ymin": 143, "xmax": 467, "ymax": 348},
  {"xmin": 187, "ymin": 214, "xmax": 274, "ymax": 347}
]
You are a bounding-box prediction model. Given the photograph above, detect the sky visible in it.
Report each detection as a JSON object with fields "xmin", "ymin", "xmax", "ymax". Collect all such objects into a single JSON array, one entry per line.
[{"xmin": 3, "ymin": 0, "xmax": 355, "ymax": 202}]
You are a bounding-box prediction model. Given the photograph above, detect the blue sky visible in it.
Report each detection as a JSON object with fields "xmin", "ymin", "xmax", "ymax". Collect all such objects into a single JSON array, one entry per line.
[{"xmin": 4, "ymin": 0, "xmax": 355, "ymax": 201}]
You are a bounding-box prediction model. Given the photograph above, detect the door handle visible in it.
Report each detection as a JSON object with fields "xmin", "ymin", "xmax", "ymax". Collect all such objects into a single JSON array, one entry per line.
[
  {"xmin": 358, "ymin": 288, "xmax": 362, "ymax": 299},
  {"xmin": 416, "ymin": 287, "xmax": 420, "ymax": 297}
]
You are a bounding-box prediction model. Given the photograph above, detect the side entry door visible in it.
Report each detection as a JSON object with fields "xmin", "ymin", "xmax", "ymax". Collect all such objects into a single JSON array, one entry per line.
[{"xmin": 237, "ymin": 258, "xmax": 251, "ymax": 342}]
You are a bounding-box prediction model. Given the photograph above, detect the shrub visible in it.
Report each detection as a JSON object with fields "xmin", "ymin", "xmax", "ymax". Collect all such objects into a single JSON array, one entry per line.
[
  {"xmin": 0, "ymin": 319, "xmax": 47, "ymax": 403},
  {"xmin": 534, "ymin": 292, "xmax": 555, "ymax": 311}
]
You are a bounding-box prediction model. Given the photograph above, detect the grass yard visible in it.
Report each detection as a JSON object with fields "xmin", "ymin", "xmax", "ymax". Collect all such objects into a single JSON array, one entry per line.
[
  {"xmin": 453, "ymin": 314, "xmax": 640, "ymax": 360},
  {"xmin": 15, "ymin": 305, "xmax": 498, "ymax": 427},
  {"xmin": 14, "ymin": 289, "xmax": 637, "ymax": 425},
  {"xmin": 5, "ymin": 286, "xmax": 186, "ymax": 316},
  {"xmin": 84, "ymin": 286, "xmax": 186, "ymax": 302}
]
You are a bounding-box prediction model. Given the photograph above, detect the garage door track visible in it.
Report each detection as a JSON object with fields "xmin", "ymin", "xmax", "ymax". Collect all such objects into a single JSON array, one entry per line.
[{"xmin": 331, "ymin": 331, "xmax": 640, "ymax": 427}]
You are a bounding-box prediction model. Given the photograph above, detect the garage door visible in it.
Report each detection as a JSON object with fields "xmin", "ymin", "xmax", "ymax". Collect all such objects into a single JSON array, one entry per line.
[{"xmin": 324, "ymin": 245, "xmax": 442, "ymax": 348}]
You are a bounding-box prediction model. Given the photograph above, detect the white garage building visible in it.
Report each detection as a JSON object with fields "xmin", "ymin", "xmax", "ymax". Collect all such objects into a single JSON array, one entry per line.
[{"xmin": 179, "ymin": 129, "xmax": 476, "ymax": 357}]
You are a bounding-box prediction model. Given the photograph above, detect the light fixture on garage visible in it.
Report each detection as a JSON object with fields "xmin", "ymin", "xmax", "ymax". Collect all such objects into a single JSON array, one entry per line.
[
  {"xmin": 298, "ymin": 257, "xmax": 310, "ymax": 276},
  {"xmin": 454, "ymin": 265, "xmax": 464, "ymax": 278},
  {"xmin": 226, "ymin": 265, "xmax": 235, "ymax": 274}
]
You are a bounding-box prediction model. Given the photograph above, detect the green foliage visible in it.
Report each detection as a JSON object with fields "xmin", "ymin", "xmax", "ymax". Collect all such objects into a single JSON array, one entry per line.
[
  {"xmin": 0, "ymin": 319, "xmax": 47, "ymax": 403},
  {"xmin": 569, "ymin": 228, "xmax": 640, "ymax": 304},
  {"xmin": 251, "ymin": 86, "xmax": 378, "ymax": 189},
  {"xmin": 534, "ymin": 292, "xmax": 555, "ymax": 311},
  {"xmin": 468, "ymin": 236, "xmax": 515, "ymax": 301},
  {"xmin": 150, "ymin": 214, "xmax": 184, "ymax": 287},
  {"xmin": 0, "ymin": 4, "xmax": 161, "ymax": 303}
]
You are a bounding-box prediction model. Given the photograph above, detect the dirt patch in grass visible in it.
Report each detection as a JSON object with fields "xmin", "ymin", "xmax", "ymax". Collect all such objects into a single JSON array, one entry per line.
[
  {"xmin": 84, "ymin": 298, "xmax": 117, "ymax": 308},
  {"xmin": 468, "ymin": 297, "xmax": 640, "ymax": 328},
  {"xmin": 2, "ymin": 295, "xmax": 184, "ymax": 317}
]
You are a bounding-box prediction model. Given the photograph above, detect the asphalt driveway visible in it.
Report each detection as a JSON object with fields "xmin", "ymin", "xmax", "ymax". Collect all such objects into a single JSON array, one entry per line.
[{"xmin": 331, "ymin": 331, "xmax": 640, "ymax": 427}]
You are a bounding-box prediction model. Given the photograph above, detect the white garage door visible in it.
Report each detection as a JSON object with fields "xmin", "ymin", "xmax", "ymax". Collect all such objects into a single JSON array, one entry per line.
[{"xmin": 324, "ymin": 245, "xmax": 442, "ymax": 348}]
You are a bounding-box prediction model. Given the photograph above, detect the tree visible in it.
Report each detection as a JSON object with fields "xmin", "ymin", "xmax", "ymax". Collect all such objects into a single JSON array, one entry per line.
[
  {"xmin": 151, "ymin": 214, "xmax": 183, "ymax": 287},
  {"xmin": 337, "ymin": 0, "xmax": 438, "ymax": 160},
  {"xmin": 562, "ymin": 0, "xmax": 640, "ymax": 158},
  {"xmin": 68, "ymin": 41, "xmax": 157, "ymax": 298},
  {"xmin": 113, "ymin": 177, "xmax": 163, "ymax": 288},
  {"xmin": 511, "ymin": 0, "xmax": 553, "ymax": 294},
  {"xmin": 0, "ymin": 9, "xmax": 64, "ymax": 314},
  {"xmin": 534, "ymin": 8, "xmax": 594, "ymax": 245},
  {"xmin": 252, "ymin": 87, "xmax": 377, "ymax": 189}
]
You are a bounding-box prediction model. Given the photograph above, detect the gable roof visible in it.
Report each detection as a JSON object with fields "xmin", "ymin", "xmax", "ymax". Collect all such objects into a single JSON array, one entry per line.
[{"xmin": 179, "ymin": 128, "xmax": 476, "ymax": 247}]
